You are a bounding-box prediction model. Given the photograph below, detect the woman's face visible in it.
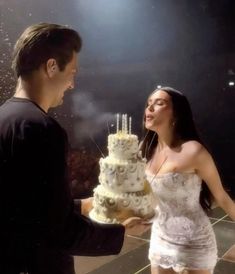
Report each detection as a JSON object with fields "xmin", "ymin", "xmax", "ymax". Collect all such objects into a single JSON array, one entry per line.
[{"xmin": 145, "ymin": 89, "xmax": 174, "ymax": 131}]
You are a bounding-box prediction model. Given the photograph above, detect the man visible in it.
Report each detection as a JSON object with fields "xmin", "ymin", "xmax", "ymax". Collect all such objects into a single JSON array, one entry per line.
[{"xmin": 0, "ymin": 23, "xmax": 149, "ymax": 274}]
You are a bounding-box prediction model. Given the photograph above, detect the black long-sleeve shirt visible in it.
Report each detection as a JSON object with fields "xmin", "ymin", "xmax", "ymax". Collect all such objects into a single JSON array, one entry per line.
[{"xmin": 0, "ymin": 97, "xmax": 124, "ymax": 273}]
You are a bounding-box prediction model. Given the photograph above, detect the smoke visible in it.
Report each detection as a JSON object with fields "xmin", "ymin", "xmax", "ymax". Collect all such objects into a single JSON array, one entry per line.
[{"xmin": 70, "ymin": 91, "xmax": 116, "ymax": 143}]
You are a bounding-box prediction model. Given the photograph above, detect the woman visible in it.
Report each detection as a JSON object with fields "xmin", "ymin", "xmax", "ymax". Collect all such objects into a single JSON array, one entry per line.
[{"xmin": 141, "ymin": 87, "xmax": 235, "ymax": 274}]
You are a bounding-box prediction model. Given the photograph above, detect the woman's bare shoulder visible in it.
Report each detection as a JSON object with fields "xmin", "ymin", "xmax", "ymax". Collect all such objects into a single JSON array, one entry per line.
[{"xmin": 181, "ymin": 140, "xmax": 206, "ymax": 156}]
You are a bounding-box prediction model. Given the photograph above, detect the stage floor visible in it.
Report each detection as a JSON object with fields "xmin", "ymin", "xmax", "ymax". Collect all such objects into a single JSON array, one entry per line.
[{"xmin": 74, "ymin": 206, "xmax": 235, "ymax": 274}]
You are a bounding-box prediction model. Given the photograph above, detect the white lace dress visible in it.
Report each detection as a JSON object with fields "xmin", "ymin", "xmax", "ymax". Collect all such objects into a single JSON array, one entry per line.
[{"xmin": 146, "ymin": 172, "xmax": 218, "ymax": 273}]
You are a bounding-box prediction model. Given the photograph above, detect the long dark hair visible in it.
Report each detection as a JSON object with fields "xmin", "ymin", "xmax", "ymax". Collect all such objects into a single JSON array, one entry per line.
[{"xmin": 140, "ymin": 86, "xmax": 212, "ymax": 212}]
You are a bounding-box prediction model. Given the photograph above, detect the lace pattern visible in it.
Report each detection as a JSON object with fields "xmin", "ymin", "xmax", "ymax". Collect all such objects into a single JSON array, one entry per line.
[{"xmin": 147, "ymin": 172, "xmax": 217, "ymax": 272}]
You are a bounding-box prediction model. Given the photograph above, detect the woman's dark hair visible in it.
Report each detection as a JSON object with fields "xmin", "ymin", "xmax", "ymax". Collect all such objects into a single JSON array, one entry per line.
[
  {"xmin": 12, "ymin": 23, "xmax": 82, "ymax": 78},
  {"xmin": 140, "ymin": 86, "xmax": 212, "ymax": 212}
]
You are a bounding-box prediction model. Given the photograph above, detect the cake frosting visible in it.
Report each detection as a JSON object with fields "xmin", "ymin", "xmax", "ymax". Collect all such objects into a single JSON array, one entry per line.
[{"xmin": 89, "ymin": 114, "xmax": 154, "ymax": 224}]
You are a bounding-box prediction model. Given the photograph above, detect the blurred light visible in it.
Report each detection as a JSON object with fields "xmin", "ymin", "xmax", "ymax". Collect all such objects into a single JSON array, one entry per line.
[
  {"xmin": 157, "ymin": 85, "xmax": 162, "ymax": 88},
  {"xmin": 228, "ymin": 81, "xmax": 235, "ymax": 86}
]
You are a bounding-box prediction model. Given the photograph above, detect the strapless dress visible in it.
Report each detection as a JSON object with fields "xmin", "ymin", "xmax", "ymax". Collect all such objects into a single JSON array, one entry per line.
[{"xmin": 146, "ymin": 172, "xmax": 217, "ymax": 272}]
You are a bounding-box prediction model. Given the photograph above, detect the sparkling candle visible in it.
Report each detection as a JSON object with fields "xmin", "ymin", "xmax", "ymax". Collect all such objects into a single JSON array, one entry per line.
[
  {"xmin": 116, "ymin": 113, "xmax": 119, "ymax": 133},
  {"xmin": 122, "ymin": 114, "xmax": 125, "ymax": 133},
  {"xmin": 129, "ymin": 116, "xmax": 132, "ymax": 134}
]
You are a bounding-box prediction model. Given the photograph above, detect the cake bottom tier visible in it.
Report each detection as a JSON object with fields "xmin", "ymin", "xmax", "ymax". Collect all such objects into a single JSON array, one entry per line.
[{"xmin": 89, "ymin": 184, "xmax": 155, "ymax": 224}]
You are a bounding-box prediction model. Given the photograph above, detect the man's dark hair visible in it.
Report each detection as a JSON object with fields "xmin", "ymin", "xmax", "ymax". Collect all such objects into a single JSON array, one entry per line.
[{"xmin": 12, "ymin": 23, "xmax": 82, "ymax": 78}]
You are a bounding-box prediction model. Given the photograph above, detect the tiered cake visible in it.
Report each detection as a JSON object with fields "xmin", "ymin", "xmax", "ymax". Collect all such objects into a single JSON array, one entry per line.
[{"xmin": 89, "ymin": 114, "xmax": 154, "ymax": 224}]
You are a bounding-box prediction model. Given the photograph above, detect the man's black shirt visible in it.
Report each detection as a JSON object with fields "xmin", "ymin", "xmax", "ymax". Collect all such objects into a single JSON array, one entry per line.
[{"xmin": 0, "ymin": 97, "xmax": 124, "ymax": 273}]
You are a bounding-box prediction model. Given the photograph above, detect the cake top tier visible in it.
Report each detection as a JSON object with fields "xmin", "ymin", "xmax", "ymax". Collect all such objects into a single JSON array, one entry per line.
[{"xmin": 108, "ymin": 132, "xmax": 139, "ymax": 160}]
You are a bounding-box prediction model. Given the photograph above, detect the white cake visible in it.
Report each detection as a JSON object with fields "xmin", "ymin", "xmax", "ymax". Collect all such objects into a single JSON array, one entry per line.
[{"xmin": 90, "ymin": 115, "xmax": 154, "ymax": 223}]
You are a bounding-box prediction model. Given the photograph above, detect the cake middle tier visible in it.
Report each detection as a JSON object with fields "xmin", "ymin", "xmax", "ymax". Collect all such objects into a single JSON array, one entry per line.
[{"xmin": 99, "ymin": 156, "xmax": 146, "ymax": 192}]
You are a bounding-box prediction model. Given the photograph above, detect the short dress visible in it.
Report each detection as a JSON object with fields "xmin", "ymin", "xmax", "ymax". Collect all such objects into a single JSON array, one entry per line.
[{"xmin": 146, "ymin": 172, "xmax": 218, "ymax": 273}]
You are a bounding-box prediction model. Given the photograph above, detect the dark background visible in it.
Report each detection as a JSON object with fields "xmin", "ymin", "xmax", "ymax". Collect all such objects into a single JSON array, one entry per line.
[{"xmin": 0, "ymin": 0, "xmax": 234, "ymax": 197}]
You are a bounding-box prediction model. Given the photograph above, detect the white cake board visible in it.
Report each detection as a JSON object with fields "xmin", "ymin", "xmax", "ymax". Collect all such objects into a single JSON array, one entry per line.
[{"xmin": 88, "ymin": 210, "xmax": 116, "ymax": 224}]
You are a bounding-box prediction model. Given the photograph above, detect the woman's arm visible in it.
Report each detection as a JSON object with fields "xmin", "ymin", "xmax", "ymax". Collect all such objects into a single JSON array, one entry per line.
[{"xmin": 195, "ymin": 144, "xmax": 235, "ymax": 220}]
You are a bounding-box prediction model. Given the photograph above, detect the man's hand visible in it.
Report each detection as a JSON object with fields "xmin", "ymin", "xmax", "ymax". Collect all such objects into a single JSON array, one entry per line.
[
  {"xmin": 81, "ymin": 197, "xmax": 93, "ymax": 216},
  {"xmin": 122, "ymin": 217, "xmax": 151, "ymax": 236}
]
